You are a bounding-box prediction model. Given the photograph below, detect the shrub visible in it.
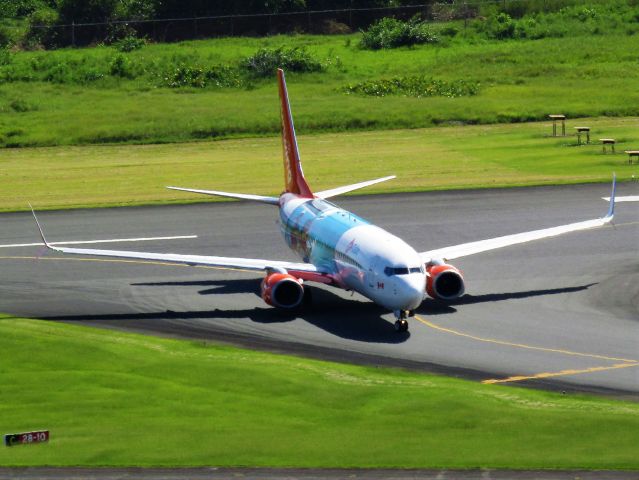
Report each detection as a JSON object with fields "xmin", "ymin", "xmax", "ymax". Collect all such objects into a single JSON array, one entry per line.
[
  {"xmin": 23, "ymin": 7, "xmax": 59, "ymax": 49},
  {"xmin": 0, "ymin": 46, "xmax": 11, "ymax": 65},
  {"xmin": 163, "ymin": 64, "xmax": 206, "ymax": 88},
  {"xmin": 241, "ymin": 47, "xmax": 323, "ymax": 77},
  {"xmin": 105, "ymin": 22, "xmax": 137, "ymax": 46},
  {"xmin": 342, "ymin": 76, "xmax": 480, "ymax": 98},
  {"xmin": 440, "ymin": 25, "xmax": 459, "ymax": 37},
  {"xmin": 359, "ymin": 17, "xmax": 438, "ymax": 50},
  {"xmin": 83, "ymin": 68, "xmax": 105, "ymax": 82},
  {"xmin": 205, "ymin": 65, "xmax": 244, "ymax": 88},
  {"xmin": 113, "ymin": 34, "xmax": 146, "ymax": 52},
  {"xmin": 576, "ymin": 7, "xmax": 598, "ymax": 22},
  {"xmin": 43, "ymin": 62, "xmax": 73, "ymax": 83},
  {"xmin": 514, "ymin": 17, "xmax": 548, "ymax": 39},
  {"xmin": 484, "ymin": 12, "xmax": 516, "ymax": 39},
  {"xmin": 0, "ymin": 25, "xmax": 13, "ymax": 47},
  {"xmin": 0, "ymin": 0, "xmax": 45, "ymax": 17},
  {"xmin": 109, "ymin": 54, "xmax": 134, "ymax": 78},
  {"xmin": 163, "ymin": 64, "xmax": 244, "ymax": 88}
]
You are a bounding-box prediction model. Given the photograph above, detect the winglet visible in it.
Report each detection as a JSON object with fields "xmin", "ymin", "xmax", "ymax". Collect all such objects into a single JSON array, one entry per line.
[
  {"xmin": 29, "ymin": 203, "xmax": 52, "ymax": 249},
  {"xmin": 605, "ymin": 173, "xmax": 616, "ymax": 220}
]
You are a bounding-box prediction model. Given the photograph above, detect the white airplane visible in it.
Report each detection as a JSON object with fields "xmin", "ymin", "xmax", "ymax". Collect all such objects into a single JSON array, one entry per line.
[{"xmin": 32, "ymin": 69, "xmax": 617, "ymax": 332}]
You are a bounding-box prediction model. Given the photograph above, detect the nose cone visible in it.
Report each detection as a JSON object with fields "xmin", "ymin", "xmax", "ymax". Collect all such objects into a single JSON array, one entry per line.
[{"xmin": 396, "ymin": 274, "xmax": 425, "ymax": 310}]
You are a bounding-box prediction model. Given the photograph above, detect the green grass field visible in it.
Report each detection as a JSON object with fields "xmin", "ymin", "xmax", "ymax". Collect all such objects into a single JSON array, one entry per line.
[
  {"xmin": 1, "ymin": 315, "xmax": 638, "ymax": 468},
  {"xmin": 2, "ymin": 8, "xmax": 639, "ymax": 470},
  {"xmin": 3, "ymin": 116, "xmax": 636, "ymax": 212},
  {"xmin": 1, "ymin": 32, "xmax": 639, "ymax": 148}
]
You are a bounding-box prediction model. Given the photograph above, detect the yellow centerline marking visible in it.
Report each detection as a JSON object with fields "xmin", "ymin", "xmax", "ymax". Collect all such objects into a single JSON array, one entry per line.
[
  {"xmin": 482, "ymin": 363, "xmax": 639, "ymax": 384},
  {"xmin": 414, "ymin": 315, "xmax": 638, "ymax": 384},
  {"xmin": 413, "ymin": 315, "xmax": 637, "ymax": 364}
]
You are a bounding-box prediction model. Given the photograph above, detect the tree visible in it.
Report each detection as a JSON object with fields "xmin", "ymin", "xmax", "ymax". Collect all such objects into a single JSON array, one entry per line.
[{"xmin": 56, "ymin": 0, "xmax": 120, "ymax": 23}]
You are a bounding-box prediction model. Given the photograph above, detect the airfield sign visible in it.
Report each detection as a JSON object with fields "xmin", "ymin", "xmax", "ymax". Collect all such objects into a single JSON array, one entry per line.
[{"xmin": 4, "ymin": 430, "xmax": 49, "ymax": 447}]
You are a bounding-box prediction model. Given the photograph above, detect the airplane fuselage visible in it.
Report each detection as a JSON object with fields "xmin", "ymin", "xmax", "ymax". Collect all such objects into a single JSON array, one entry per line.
[{"xmin": 279, "ymin": 193, "xmax": 425, "ymax": 312}]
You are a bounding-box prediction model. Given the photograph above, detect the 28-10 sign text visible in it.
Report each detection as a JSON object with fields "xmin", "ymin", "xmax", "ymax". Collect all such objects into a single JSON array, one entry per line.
[{"xmin": 4, "ymin": 430, "xmax": 49, "ymax": 447}]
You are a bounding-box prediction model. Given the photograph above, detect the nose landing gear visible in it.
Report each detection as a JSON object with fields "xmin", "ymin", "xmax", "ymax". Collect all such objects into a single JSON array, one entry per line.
[
  {"xmin": 393, "ymin": 310, "xmax": 413, "ymax": 333},
  {"xmin": 394, "ymin": 319, "xmax": 408, "ymax": 332}
]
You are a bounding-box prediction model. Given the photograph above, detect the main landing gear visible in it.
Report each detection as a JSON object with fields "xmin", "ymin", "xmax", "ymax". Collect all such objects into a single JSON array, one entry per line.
[{"xmin": 393, "ymin": 310, "xmax": 414, "ymax": 333}]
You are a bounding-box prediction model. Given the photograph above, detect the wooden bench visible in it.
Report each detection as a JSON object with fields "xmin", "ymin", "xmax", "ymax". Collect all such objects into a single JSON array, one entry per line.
[
  {"xmin": 548, "ymin": 114, "xmax": 566, "ymax": 137},
  {"xmin": 574, "ymin": 126, "xmax": 590, "ymax": 145},
  {"xmin": 599, "ymin": 138, "xmax": 615, "ymax": 153},
  {"xmin": 625, "ymin": 150, "xmax": 639, "ymax": 164}
]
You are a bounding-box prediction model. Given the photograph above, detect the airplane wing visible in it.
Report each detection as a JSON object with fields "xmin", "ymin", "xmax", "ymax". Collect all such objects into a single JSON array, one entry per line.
[
  {"xmin": 419, "ymin": 176, "xmax": 616, "ymax": 263},
  {"xmin": 29, "ymin": 206, "xmax": 332, "ymax": 282}
]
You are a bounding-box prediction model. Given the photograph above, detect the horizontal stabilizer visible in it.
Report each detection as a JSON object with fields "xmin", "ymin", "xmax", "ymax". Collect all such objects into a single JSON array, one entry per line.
[
  {"xmin": 315, "ymin": 175, "xmax": 396, "ymax": 199},
  {"xmin": 167, "ymin": 186, "xmax": 279, "ymax": 205}
]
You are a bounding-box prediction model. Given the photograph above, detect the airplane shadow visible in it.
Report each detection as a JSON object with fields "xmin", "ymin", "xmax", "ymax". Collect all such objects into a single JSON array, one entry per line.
[
  {"xmin": 132, "ymin": 279, "xmax": 261, "ymax": 297},
  {"xmin": 44, "ymin": 280, "xmax": 595, "ymax": 342},
  {"xmin": 47, "ymin": 279, "xmax": 409, "ymax": 344},
  {"xmin": 419, "ymin": 283, "xmax": 596, "ymax": 315},
  {"xmin": 295, "ymin": 287, "xmax": 408, "ymax": 343}
]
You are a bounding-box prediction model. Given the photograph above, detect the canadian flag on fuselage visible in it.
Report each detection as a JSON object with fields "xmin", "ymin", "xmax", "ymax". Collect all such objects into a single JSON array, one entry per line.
[{"xmin": 277, "ymin": 68, "xmax": 314, "ymax": 198}]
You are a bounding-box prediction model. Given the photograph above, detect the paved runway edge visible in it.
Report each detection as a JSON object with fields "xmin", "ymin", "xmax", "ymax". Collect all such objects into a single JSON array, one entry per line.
[
  {"xmin": 2, "ymin": 468, "xmax": 639, "ymax": 480},
  {"xmin": 75, "ymin": 317, "xmax": 639, "ymax": 401}
]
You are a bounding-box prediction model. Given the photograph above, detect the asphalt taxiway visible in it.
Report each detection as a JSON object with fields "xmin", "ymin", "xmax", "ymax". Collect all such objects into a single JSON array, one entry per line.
[{"xmin": 1, "ymin": 183, "xmax": 638, "ymax": 396}]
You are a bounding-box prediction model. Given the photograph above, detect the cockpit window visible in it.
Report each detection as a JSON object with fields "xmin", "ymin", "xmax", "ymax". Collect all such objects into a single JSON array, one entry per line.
[{"xmin": 384, "ymin": 266, "xmax": 424, "ymax": 276}]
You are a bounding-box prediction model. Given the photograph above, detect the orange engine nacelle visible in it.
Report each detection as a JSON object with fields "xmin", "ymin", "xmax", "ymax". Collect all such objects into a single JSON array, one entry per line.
[
  {"xmin": 260, "ymin": 273, "xmax": 305, "ymax": 309},
  {"xmin": 426, "ymin": 264, "xmax": 465, "ymax": 300}
]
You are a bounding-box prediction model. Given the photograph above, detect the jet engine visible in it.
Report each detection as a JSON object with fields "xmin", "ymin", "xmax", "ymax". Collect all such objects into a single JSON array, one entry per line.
[
  {"xmin": 260, "ymin": 273, "xmax": 305, "ymax": 309},
  {"xmin": 426, "ymin": 263, "xmax": 465, "ymax": 300}
]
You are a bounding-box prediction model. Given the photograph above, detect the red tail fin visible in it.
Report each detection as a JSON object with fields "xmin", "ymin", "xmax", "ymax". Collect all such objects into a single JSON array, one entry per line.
[{"xmin": 278, "ymin": 69, "xmax": 313, "ymax": 198}]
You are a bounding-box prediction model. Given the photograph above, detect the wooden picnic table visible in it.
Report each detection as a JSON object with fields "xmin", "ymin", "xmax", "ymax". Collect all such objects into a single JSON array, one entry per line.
[
  {"xmin": 548, "ymin": 114, "xmax": 566, "ymax": 136},
  {"xmin": 574, "ymin": 126, "xmax": 590, "ymax": 145},
  {"xmin": 599, "ymin": 138, "xmax": 615, "ymax": 153},
  {"xmin": 624, "ymin": 150, "xmax": 639, "ymax": 164}
]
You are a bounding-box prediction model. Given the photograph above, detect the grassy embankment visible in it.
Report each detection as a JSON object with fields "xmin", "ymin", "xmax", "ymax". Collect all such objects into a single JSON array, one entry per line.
[
  {"xmin": 2, "ymin": 116, "xmax": 636, "ymax": 211},
  {"xmin": 2, "ymin": 7, "xmax": 639, "ymax": 211},
  {"xmin": 0, "ymin": 30, "xmax": 639, "ymax": 148},
  {"xmin": 0, "ymin": 315, "xmax": 638, "ymax": 468}
]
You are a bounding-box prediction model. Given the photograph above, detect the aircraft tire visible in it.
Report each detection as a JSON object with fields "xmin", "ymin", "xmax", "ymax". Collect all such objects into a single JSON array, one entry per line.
[{"xmin": 394, "ymin": 319, "xmax": 408, "ymax": 333}]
